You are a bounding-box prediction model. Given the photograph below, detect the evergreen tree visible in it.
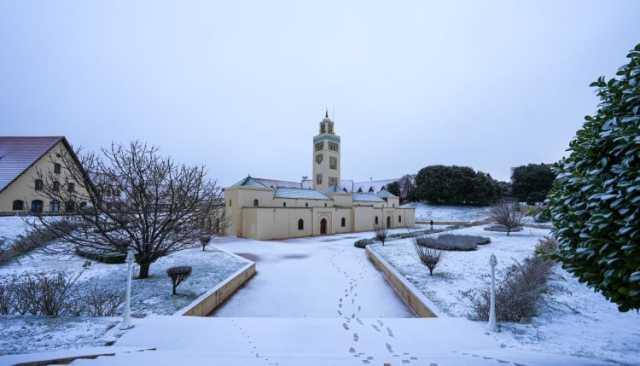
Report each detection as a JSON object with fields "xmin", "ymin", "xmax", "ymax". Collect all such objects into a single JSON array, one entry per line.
[
  {"xmin": 548, "ymin": 43, "xmax": 640, "ymax": 311},
  {"xmin": 511, "ymin": 163, "xmax": 556, "ymax": 204}
]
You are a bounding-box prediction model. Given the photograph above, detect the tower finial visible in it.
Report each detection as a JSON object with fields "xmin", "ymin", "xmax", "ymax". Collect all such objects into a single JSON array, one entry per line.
[{"xmin": 325, "ymin": 108, "xmax": 329, "ymax": 118}]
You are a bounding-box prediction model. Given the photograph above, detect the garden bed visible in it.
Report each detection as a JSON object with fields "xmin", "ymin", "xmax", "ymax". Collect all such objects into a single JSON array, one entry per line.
[
  {"xmin": 368, "ymin": 225, "xmax": 640, "ymax": 364},
  {"xmin": 0, "ymin": 241, "xmax": 250, "ymax": 355}
]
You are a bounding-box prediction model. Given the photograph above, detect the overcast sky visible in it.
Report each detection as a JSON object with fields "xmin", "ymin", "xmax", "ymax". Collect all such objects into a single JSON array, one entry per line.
[{"xmin": 1, "ymin": 1, "xmax": 639, "ymax": 185}]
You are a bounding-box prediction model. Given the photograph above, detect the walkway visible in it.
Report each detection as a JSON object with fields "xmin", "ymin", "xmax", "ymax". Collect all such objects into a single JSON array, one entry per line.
[{"xmin": 213, "ymin": 231, "xmax": 413, "ymax": 318}]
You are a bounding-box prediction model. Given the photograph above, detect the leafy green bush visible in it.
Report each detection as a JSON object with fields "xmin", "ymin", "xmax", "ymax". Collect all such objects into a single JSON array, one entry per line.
[
  {"xmin": 414, "ymin": 165, "xmax": 502, "ymax": 206},
  {"xmin": 548, "ymin": 43, "xmax": 640, "ymax": 311}
]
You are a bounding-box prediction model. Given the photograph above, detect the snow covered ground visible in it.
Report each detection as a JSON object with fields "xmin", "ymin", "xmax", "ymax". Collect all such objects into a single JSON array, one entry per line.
[
  {"xmin": 402, "ymin": 202, "xmax": 491, "ymax": 222},
  {"xmin": 213, "ymin": 232, "xmax": 413, "ymax": 318},
  {"xmin": 370, "ymin": 225, "xmax": 640, "ymax": 365},
  {"xmin": 0, "ymin": 240, "xmax": 248, "ymax": 355},
  {"xmin": 0, "ymin": 216, "xmax": 31, "ymax": 251}
]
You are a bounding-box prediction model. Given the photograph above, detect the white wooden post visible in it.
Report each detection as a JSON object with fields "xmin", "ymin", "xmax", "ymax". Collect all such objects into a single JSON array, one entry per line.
[
  {"xmin": 120, "ymin": 249, "xmax": 135, "ymax": 330},
  {"xmin": 488, "ymin": 254, "xmax": 498, "ymax": 332}
]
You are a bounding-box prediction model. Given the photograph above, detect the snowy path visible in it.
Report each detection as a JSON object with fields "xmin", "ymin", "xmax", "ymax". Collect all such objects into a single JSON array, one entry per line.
[{"xmin": 212, "ymin": 233, "xmax": 413, "ymax": 318}]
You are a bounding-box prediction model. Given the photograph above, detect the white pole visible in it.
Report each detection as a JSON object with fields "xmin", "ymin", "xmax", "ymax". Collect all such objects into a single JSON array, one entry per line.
[
  {"xmin": 488, "ymin": 254, "xmax": 498, "ymax": 332},
  {"xmin": 120, "ymin": 248, "xmax": 135, "ymax": 330}
]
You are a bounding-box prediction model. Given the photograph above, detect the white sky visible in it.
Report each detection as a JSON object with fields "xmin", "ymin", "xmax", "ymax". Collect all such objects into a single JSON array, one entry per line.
[{"xmin": 1, "ymin": 1, "xmax": 639, "ymax": 185}]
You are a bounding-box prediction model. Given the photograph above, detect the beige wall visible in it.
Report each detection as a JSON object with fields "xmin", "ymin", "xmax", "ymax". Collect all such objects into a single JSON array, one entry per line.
[
  {"xmin": 0, "ymin": 141, "xmax": 89, "ymax": 214},
  {"xmin": 224, "ymin": 185, "xmax": 415, "ymax": 240}
]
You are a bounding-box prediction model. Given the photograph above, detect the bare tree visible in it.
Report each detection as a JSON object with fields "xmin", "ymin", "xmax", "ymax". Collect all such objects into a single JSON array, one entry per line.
[
  {"xmin": 489, "ymin": 200, "xmax": 524, "ymax": 236},
  {"xmin": 33, "ymin": 141, "xmax": 224, "ymax": 279},
  {"xmin": 374, "ymin": 224, "xmax": 388, "ymax": 246},
  {"xmin": 414, "ymin": 241, "xmax": 442, "ymax": 275}
]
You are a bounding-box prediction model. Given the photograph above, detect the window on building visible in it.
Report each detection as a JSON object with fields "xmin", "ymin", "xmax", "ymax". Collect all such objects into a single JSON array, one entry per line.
[
  {"xmin": 67, "ymin": 182, "xmax": 75, "ymax": 192},
  {"xmin": 12, "ymin": 200, "xmax": 24, "ymax": 211},
  {"xmin": 305, "ymin": 202, "xmax": 309, "ymax": 207},
  {"xmin": 315, "ymin": 154, "xmax": 323, "ymax": 164},
  {"xmin": 65, "ymin": 200, "xmax": 75, "ymax": 212},
  {"xmin": 34, "ymin": 179, "xmax": 43, "ymax": 191},
  {"xmin": 53, "ymin": 181, "xmax": 60, "ymax": 192},
  {"xmin": 50, "ymin": 200, "xmax": 60, "ymax": 213},
  {"xmin": 229, "ymin": 199, "xmax": 232, "ymax": 207},
  {"xmin": 316, "ymin": 174, "xmax": 322, "ymax": 185},
  {"xmin": 375, "ymin": 216, "xmax": 379, "ymax": 225},
  {"xmin": 253, "ymin": 199, "xmax": 259, "ymax": 207},
  {"xmin": 368, "ymin": 187, "xmax": 374, "ymax": 193},
  {"xmin": 31, "ymin": 200, "xmax": 43, "ymax": 213},
  {"xmin": 329, "ymin": 157, "xmax": 337, "ymax": 170},
  {"xmin": 320, "ymin": 123, "xmax": 326, "ymax": 134},
  {"xmin": 328, "ymin": 142, "xmax": 339, "ymax": 152},
  {"xmin": 314, "ymin": 142, "xmax": 324, "ymax": 152},
  {"xmin": 357, "ymin": 187, "xmax": 363, "ymax": 193},
  {"xmin": 328, "ymin": 177, "xmax": 338, "ymax": 187},
  {"xmin": 324, "ymin": 203, "xmax": 327, "ymax": 207},
  {"xmin": 341, "ymin": 217, "xmax": 346, "ymax": 227},
  {"xmin": 298, "ymin": 218, "xmax": 304, "ymax": 230},
  {"xmin": 398, "ymin": 215, "xmax": 402, "ymax": 223},
  {"xmin": 53, "ymin": 163, "xmax": 61, "ymax": 174},
  {"xmin": 283, "ymin": 202, "xmax": 287, "ymax": 207}
]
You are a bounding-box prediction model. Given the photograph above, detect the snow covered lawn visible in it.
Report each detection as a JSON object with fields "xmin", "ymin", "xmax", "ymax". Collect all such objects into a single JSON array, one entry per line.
[
  {"xmin": 0, "ymin": 240, "xmax": 249, "ymax": 355},
  {"xmin": 402, "ymin": 202, "xmax": 491, "ymax": 222},
  {"xmin": 0, "ymin": 216, "xmax": 32, "ymax": 251},
  {"xmin": 369, "ymin": 225, "xmax": 640, "ymax": 365}
]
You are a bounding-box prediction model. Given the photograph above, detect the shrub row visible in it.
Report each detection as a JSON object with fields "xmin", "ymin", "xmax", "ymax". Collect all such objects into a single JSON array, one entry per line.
[
  {"xmin": 415, "ymin": 234, "xmax": 491, "ymax": 252},
  {"xmin": 0, "ymin": 271, "xmax": 123, "ymax": 317},
  {"xmin": 0, "ymin": 220, "xmax": 78, "ymax": 266},
  {"xmin": 354, "ymin": 227, "xmax": 454, "ymax": 249},
  {"xmin": 463, "ymin": 238, "xmax": 558, "ymax": 322}
]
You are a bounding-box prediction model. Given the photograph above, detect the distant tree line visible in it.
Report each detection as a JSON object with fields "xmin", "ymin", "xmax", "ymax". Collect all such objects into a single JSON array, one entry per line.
[{"xmin": 389, "ymin": 163, "xmax": 556, "ymax": 206}]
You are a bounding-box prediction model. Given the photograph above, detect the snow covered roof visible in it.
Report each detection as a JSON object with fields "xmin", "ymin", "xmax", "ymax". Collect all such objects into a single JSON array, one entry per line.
[
  {"xmin": 274, "ymin": 187, "xmax": 329, "ymax": 200},
  {"xmin": 231, "ymin": 176, "xmax": 304, "ymax": 190},
  {"xmin": 376, "ymin": 190, "xmax": 396, "ymax": 199},
  {"xmin": 352, "ymin": 193, "xmax": 385, "ymax": 202},
  {"xmin": 0, "ymin": 136, "xmax": 65, "ymax": 193}
]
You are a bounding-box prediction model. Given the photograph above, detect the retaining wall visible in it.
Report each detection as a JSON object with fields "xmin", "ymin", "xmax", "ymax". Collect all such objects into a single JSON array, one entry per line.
[{"xmin": 366, "ymin": 246, "xmax": 441, "ymax": 318}]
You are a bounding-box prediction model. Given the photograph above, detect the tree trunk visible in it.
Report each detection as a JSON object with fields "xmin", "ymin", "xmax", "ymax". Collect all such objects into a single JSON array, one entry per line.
[{"xmin": 138, "ymin": 262, "xmax": 151, "ymax": 279}]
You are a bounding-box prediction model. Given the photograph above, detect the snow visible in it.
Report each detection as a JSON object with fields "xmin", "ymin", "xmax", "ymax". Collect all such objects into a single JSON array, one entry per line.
[
  {"xmin": 0, "ymin": 216, "xmax": 32, "ymax": 251},
  {"xmin": 1, "ymin": 316, "xmax": 610, "ymax": 366},
  {"xmin": 212, "ymin": 232, "xmax": 412, "ymax": 318},
  {"xmin": 402, "ymin": 202, "xmax": 491, "ymax": 222},
  {"xmin": 0, "ymin": 316, "xmax": 119, "ymax": 356},
  {"xmin": 0, "ymin": 239, "xmax": 249, "ymax": 355},
  {"xmin": 370, "ymin": 225, "xmax": 640, "ymax": 365}
]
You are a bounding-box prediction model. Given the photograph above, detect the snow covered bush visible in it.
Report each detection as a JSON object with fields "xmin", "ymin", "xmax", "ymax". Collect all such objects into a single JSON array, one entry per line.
[
  {"xmin": 80, "ymin": 284, "xmax": 124, "ymax": 316},
  {"xmin": 415, "ymin": 234, "xmax": 478, "ymax": 251},
  {"xmin": 10, "ymin": 272, "xmax": 81, "ymax": 317},
  {"xmin": 413, "ymin": 242, "xmax": 442, "ymax": 275},
  {"xmin": 548, "ymin": 43, "xmax": 640, "ymax": 312},
  {"xmin": 167, "ymin": 266, "xmax": 192, "ymax": 295},
  {"xmin": 464, "ymin": 256, "xmax": 553, "ymax": 322},
  {"xmin": 489, "ymin": 201, "xmax": 523, "ymax": 236},
  {"xmin": 374, "ymin": 225, "xmax": 388, "ymax": 246},
  {"xmin": 534, "ymin": 237, "xmax": 558, "ymax": 260},
  {"xmin": 0, "ymin": 272, "xmax": 124, "ymax": 317}
]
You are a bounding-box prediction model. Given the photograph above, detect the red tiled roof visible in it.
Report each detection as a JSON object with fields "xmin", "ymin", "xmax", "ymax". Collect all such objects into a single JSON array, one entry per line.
[{"xmin": 0, "ymin": 136, "xmax": 64, "ymax": 193}]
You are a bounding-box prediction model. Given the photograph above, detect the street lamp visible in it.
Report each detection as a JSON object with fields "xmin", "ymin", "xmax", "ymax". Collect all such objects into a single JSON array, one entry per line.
[
  {"xmin": 120, "ymin": 248, "xmax": 135, "ymax": 330},
  {"xmin": 488, "ymin": 253, "xmax": 498, "ymax": 332}
]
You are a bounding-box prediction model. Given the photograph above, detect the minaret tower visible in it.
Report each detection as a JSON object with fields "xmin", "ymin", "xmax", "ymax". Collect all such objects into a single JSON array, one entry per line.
[{"xmin": 312, "ymin": 110, "xmax": 341, "ymax": 191}]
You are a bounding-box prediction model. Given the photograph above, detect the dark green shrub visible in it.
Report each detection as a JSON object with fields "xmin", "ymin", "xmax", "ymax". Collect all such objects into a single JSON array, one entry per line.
[{"xmin": 548, "ymin": 43, "xmax": 640, "ymax": 311}]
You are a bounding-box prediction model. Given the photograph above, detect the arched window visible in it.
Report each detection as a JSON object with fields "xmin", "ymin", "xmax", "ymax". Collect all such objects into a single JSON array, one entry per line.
[
  {"xmin": 368, "ymin": 187, "xmax": 374, "ymax": 193},
  {"xmin": 65, "ymin": 200, "xmax": 75, "ymax": 212},
  {"xmin": 12, "ymin": 200, "xmax": 24, "ymax": 211},
  {"xmin": 374, "ymin": 216, "xmax": 379, "ymax": 225},
  {"xmin": 34, "ymin": 179, "xmax": 43, "ymax": 191},
  {"xmin": 341, "ymin": 217, "xmax": 346, "ymax": 227},
  {"xmin": 253, "ymin": 199, "xmax": 259, "ymax": 207},
  {"xmin": 387, "ymin": 216, "xmax": 391, "ymax": 228},
  {"xmin": 297, "ymin": 218, "xmax": 304, "ymax": 230},
  {"xmin": 305, "ymin": 202, "xmax": 309, "ymax": 207},
  {"xmin": 31, "ymin": 200, "xmax": 43, "ymax": 213},
  {"xmin": 324, "ymin": 203, "xmax": 327, "ymax": 207},
  {"xmin": 398, "ymin": 215, "xmax": 402, "ymax": 223},
  {"xmin": 283, "ymin": 202, "xmax": 287, "ymax": 207},
  {"xmin": 50, "ymin": 200, "xmax": 60, "ymax": 212}
]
